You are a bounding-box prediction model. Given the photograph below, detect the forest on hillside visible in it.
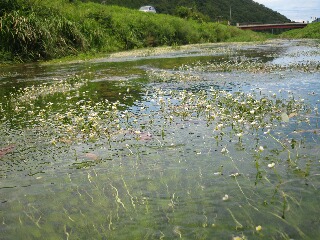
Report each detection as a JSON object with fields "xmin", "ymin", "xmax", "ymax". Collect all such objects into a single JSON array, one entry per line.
[{"xmin": 86, "ymin": 0, "xmax": 291, "ymax": 24}]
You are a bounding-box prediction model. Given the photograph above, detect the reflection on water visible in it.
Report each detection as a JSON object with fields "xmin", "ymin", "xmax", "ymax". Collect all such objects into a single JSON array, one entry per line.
[{"xmin": 0, "ymin": 39, "xmax": 319, "ymax": 239}]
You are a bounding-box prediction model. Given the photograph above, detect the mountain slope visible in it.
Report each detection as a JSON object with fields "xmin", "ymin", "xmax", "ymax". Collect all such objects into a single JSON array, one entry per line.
[{"xmin": 89, "ymin": 0, "xmax": 291, "ymax": 24}]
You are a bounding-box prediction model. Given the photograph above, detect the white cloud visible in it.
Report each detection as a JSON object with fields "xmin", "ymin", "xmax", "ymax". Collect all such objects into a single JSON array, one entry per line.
[{"xmin": 254, "ymin": 0, "xmax": 320, "ymax": 22}]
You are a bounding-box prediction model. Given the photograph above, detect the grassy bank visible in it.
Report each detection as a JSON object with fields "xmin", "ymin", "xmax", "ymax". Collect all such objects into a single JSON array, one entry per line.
[
  {"xmin": 280, "ymin": 22, "xmax": 320, "ymax": 39},
  {"xmin": 0, "ymin": 0, "xmax": 266, "ymax": 63}
]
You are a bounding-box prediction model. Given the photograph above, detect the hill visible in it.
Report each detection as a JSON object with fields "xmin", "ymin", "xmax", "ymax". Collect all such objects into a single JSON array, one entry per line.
[{"xmin": 88, "ymin": 0, "xmax": 291, "ymax": 24}]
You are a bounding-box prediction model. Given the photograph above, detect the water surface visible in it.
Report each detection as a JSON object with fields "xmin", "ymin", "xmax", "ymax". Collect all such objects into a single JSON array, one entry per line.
[{"xmin": 0, "ymin": 39, "xmax": 319, "ymax": 239}]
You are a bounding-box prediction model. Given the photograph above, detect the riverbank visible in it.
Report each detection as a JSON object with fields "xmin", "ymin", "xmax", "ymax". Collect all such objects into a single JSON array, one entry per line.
[{"xmin": 0, "ymin": 0, "xmax": 267, "ymax": 64}]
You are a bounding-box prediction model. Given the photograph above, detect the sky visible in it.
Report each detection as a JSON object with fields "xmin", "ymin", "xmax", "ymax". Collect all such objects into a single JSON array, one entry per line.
[{"xmin": 254, "ymin": 0, "xmax": 320, "ymax": 22}]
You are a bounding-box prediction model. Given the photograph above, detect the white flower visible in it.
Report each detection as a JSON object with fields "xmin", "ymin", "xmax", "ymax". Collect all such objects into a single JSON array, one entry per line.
[
  {"xmin": 50, "ymin": 138, "xmax": 57, "ymax": 145},
  {"xmin": 268, "ymin": 162, "xmax": 275, "ymax": 168},
  {"xmin": 222, "ymin": 194, "xmax": 229, "ymax": 201},
  {"xmin": 217, "ymin": 123, "xmax": 224, "ymax": 129},
  {"xmin": 256, "ymin": 225, "xmax": 262, "ymax": 231},
  {"xmin": 229, "ymin": 172, "xmax": 240, "ymax": 177},
  {"xmin": 221, "ymin": 147, "xmax": 228, "ymax": 154},
  {"xmin": 232, "ymin": 236, "xmax": 243, "ymax": 240},
  {"xmin": 258, "ymin": 146, "xmax": 264, "ymax": 151},
  {"xmin": 251, "ymin": 121, "xmax": 257, "ymax": 125}
]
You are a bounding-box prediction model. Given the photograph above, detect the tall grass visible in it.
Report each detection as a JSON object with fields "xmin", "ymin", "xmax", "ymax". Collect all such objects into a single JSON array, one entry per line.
[{"xmin": 0, "ymin": 0, "xmax": 267, "ymax": 62}]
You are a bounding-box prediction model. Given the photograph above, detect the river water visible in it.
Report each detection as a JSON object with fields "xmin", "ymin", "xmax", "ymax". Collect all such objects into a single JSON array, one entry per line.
[{"xmin": 0, "ymin": 39, "xmax": 319, "ymax": 239}]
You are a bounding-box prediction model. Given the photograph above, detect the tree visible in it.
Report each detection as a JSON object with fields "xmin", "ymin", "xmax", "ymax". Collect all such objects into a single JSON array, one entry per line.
[{"xmin": 175, "ymin": 6, "xmax": 210, "ymax": 22}]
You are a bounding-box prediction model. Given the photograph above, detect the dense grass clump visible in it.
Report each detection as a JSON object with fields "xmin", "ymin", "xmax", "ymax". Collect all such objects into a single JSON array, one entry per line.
[
  {"xmin": 0, "ymin": 0, "xmax": 266, "ymax": 63},
  {"xmin": 280, "ymin": 22, "xmax": 320, "ymax": 39}
]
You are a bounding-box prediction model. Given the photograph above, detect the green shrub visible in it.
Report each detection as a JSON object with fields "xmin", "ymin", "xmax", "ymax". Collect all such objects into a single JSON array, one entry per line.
[
  {"xmin": 280, "ymin": 22, "xmax": 320, "ymax": 39},
  {"xmin": 175, "ymin": 6, "xmax": 211, "ymax": 23}
]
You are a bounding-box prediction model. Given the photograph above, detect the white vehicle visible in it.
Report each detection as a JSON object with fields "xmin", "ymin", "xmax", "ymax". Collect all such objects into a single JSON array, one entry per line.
[{"xmin": 139, "ymin": 6, "xmax": 156, "ymax": 13}]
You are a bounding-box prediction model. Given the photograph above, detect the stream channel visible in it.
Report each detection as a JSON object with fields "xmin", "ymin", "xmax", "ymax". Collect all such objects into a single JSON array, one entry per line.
[{"xmin": 0, "ymin": 39, "xmax": 320, "ymax": 239}]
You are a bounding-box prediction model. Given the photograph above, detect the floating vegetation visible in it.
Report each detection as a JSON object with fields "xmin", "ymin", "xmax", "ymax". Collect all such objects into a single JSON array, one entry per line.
[
  {"xmin": 147, "ymin": 52, "xmax": 320, "ymax": 83},
  {"xmin": 11, "ymin": 76, "xmax": 88, "ymax": 106},
  {"xmin": 178, "ymin": 58, "xmax": 320, "ymax": 74},
  {"xmin": 1, "ymin": 74, "xmax": 310, "ymax": 149},
  {"xmin": 108, "ymin": 43, "xmax": 239, "ymax": 60}
]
